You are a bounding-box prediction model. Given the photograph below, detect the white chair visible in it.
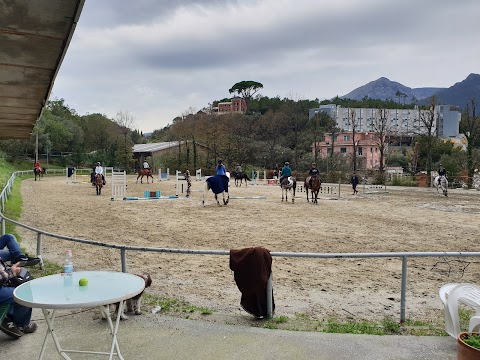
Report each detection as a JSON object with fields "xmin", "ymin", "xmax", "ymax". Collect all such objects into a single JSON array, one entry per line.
[{"xmin": 439, "ymin": 283, "xmax": 480, "ymax": 338}]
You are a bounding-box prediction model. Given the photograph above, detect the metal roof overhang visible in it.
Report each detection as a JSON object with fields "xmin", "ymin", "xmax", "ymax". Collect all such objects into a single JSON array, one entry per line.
[{"xmin": 0, "ymin": 0, "xmax": 85, "ymax": 139}]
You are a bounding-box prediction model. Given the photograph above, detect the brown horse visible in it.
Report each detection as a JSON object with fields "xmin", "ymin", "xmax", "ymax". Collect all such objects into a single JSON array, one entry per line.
[
  {"xmin": 34, "ymin": 167, "xmax": 45, "ymax": 181},
  {"xmin": 95, "ymin": 173, "xmax": 103, "ymax": 195},
  {"xmin": 305, "ymin": 175, "xmax": 321, "ymax": 204},
  {"xmin": 136, "ymin": 169, "xmax": 154, "ymax": 184},
  {"xmin": 280, "ymin": 176, "xmax": 296, "ymax": 203}
]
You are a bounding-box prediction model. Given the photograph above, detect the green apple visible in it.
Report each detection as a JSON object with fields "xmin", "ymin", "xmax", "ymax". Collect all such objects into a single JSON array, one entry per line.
[{"xmin": 79, "ymin": 278, "xmax": 88, "ymax": 286}]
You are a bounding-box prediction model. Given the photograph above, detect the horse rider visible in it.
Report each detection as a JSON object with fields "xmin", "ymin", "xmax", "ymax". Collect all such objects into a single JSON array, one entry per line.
[
  {"xmin": 435, "ymin": 163, "xmax": 447, "ymax": 185},
  {"xmin": 215, "ymin": 160, "xmax": 229, "ymax": 192},
  {"xmin": 273, "ymin": 163, "xmax": 279, "ymax": 179},
  {"xmin": 184, "ymin": 169, "xmax": 192, "ymax": 198},
  {"xmin": 95, "ymin": 162, "xmax": 106, "ymax": 185},
  {"xmin": 235, "ymin": 163, "xmax": 242, "ymax": 175},
  {"xmin": 308, "ymin": 162, "xmax": 319, "ymax": 188},
  {"xmin": 34, "ymin": 160, "xmax": 42, "ymax": 172},
  {"xmin": 350, "ymin": 172, "xmax": 359, "ymax": 195},
  {"xmin": 279, "ymin": 162, "xmax": 292, "ymax": 185},
  {"xmin": 216, "ymin": 159, "xmax": 227, "ymax": 176},
  {"xmin": 143, "ymin": 160, "xmax": 151, "ymax": 175}
]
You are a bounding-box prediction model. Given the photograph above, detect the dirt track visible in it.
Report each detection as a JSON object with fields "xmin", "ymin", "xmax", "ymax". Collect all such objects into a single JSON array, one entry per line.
[{"xmin": 18, "ymin": 175, "xmax": 480, "ymax": 322}]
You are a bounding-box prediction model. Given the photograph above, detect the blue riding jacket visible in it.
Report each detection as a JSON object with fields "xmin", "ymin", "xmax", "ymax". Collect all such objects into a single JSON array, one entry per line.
[{"xmin": 281, "ymin": 166, "xmax": 292, "ymax": 177}]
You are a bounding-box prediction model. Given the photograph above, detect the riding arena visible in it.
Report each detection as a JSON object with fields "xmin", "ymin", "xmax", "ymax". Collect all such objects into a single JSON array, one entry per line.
[{"xmin": 17, "ymin": 173, "xmax": 480, "ymax": 324}]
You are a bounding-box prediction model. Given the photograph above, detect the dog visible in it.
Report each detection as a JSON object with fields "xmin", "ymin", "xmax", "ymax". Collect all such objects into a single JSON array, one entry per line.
[{"xmin": 102, "ymin": 272, "xmax": 152, "ymax": 321}]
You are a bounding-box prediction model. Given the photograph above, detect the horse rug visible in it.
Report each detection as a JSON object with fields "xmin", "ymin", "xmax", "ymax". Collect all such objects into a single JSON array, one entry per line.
[{"xmin": 206, "ymin": 175, "xmax": 229, "ymax": 194}]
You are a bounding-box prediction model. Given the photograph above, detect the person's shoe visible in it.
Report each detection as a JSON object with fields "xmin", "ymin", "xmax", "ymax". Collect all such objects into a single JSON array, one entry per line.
[
  {"xmin": 0, "ymin": 318, "xmax": 23, "ymax": 339},
  {"xmin": 19, "ymin": 322, "xmax": 37, "ymax": 334},
  {"xmin": 13, "ymin": 254, "xmax": 41, "ymax": 267}
]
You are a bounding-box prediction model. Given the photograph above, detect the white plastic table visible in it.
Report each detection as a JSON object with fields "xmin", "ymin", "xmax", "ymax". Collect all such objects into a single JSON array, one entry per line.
[{"xmin": 14, "ymin": 271, "xmax": 145, "ymax": 360}]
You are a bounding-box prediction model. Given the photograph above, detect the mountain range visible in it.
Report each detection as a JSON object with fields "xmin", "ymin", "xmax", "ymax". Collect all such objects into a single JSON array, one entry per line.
[{"xmin": 341, "ymin": 73, "xmax": 480, "ymax": 108}]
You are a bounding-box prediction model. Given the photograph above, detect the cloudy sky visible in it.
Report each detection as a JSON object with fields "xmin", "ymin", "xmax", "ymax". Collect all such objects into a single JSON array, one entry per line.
[{"xmin": 51, "ymin": 0, "xmax": 480, "ymax": 133}]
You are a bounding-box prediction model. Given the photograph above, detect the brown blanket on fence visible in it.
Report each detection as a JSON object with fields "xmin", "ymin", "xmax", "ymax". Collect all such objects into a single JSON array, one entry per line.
[{"xmin": 229, "ymin": 247, "xmax": 274, "ymax": 318}]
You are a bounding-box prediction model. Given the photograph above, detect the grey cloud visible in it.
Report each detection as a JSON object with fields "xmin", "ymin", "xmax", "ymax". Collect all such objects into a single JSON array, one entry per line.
[{"xmin": 79, "ymin": 0, "xmax": 245, "ymax": 27}]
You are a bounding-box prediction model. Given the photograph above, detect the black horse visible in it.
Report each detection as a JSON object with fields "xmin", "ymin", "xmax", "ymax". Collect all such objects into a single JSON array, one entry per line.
[
  {"xmin": 33, "ymin": 167, "xmax": 45, "ymax": 181},
  {"xmin": 232, "ymin": 171, "xmax": 250, "ymax": 187}
]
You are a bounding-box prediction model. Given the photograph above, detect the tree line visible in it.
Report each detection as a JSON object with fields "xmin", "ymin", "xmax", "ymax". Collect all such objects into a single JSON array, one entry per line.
[{"xmin": 0, "ymin": 92, "xmax": 478, "ymax": 187}]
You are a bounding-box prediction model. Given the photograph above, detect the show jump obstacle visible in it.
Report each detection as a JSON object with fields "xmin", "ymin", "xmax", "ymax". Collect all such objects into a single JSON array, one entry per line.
[
  {"xmin": 111, "ymin": 171, "xmax": 127, "ymax": 200},
  {"xmin": 158, "ymin": 168, "xmax": 170, "ymax": 182}
]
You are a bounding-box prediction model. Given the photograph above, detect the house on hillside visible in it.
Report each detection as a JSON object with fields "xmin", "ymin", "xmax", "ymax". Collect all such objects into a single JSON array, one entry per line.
[
  {"xmin": 216, "ymin": 97, "xmax": 247, "ymax": 114},
  {"xmin": 312, "ymin": 132, "xmax": 382, "ymax": 170}
]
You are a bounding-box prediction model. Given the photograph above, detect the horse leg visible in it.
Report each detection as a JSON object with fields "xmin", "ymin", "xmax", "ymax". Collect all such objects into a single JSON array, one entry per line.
[
  {"xmin": 281, "ymin": 188, "xmax": 284, "ymax": 202},
  {"xmin": 136, "ymin": 174, "xmax": 140, "ymax": 184}
]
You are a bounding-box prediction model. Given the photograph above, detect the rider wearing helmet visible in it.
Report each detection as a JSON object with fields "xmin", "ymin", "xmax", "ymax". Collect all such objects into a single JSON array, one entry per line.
[
  {"xmin": 279, "ymin": 161, "xmax": 292, "ymax": 184},
  {"xmin": 435, "ymin": 163, "xmax": 446, "ymax": 186},
  {"xmin": 308, "ymin": 162, "xmax": 319, "ymax": 188},
  {"xmin": 215, "ymin": 160, "xmax": 229, "ymax": 193},
  {"xmin": 95, "ymin": 162, "xmax": 106, "ymax": 185}
]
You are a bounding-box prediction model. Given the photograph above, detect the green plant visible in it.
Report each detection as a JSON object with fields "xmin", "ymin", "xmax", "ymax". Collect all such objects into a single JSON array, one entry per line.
[{"xmin": 462, "ymin": 333, "xmax": 480, "ymax": 350}]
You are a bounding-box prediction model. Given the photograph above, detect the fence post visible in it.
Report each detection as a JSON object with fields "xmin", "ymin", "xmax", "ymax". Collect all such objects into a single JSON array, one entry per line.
[
  {"xmin": 1, "ymin": 217, "xmax": 4, "ymax": 236},
  {"xmin": 266, "ymin": 273, "xmax": 273, "ymax": 318},
  {"xmin": 400, "ymin": 255, "xmax": 407, "ymax": 323},
  {"xmin": 121, "ymin": 248, "xmax": 127, "ymax": 273},
  {"xmin": 338, "ymin": 179, "xmax": 341, "ymax": 198},
  {"xmin": 36, "ymin": 233, "xmax": 43, "ymax": 270}
]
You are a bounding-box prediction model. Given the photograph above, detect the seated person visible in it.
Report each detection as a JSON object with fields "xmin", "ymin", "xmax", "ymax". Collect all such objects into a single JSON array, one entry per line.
[
  {"xmin": 0, "ymin": 234, "xmax": 40, "ymax": 267},
  {"xmin": 0, "ymin": 259, "xmax": 38, "ymax": 338}
]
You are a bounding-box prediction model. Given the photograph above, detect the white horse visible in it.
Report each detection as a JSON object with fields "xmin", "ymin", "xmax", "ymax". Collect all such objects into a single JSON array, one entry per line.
[
  {"xmin": 203, "ymin": 172, "xmax": 230, "ymax": 206},
  {"xmin": 434, "ymin": 175, "xmax": 448, "ymax": 197},
  {"xmin": 280, "ymin": 176, "xmax": 296, "ymax": 203}
]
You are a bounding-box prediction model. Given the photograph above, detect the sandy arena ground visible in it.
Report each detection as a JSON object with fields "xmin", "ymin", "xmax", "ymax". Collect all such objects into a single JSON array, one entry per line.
[{"xmin": 17, "ymin": 174, "xmax": 480, "ymax": 323}]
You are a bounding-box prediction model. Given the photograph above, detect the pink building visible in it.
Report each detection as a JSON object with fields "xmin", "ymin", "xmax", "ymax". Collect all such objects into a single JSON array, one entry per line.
[
  {"xmin": 312, "ymin": 132, "xmax": 383, "ymax": 170},
  {"xmin": 217, "ymin": 97, "xmax": 247, "ymax": 114}
]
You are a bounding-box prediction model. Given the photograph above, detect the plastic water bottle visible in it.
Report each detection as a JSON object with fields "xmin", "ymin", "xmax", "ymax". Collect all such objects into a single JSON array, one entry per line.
[{"xmin": 64, "ymin": 249, "xmax": 74, "ymax": 276}]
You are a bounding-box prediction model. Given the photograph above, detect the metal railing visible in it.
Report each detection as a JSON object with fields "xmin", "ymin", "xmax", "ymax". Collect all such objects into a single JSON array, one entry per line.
[{"xmin": 2, "ymin": 170, "xmax": 480, "ymax": 323}]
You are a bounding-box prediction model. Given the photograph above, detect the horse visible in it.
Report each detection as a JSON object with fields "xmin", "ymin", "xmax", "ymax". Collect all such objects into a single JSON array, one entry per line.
[
  {"xmin": 203, "ymin": 173, "xmax": 230, "ymax": 206},
  {"xmin": 304, "ymin": 175, "xmax": 321, "ymax": 204},
  {"xmin": 280, "ymin": 176, "xmax": 296, "ymax": 203},
  {"xmin": 95, "ymin": 173, "xmax": 103, "ymax": 195},
  {"xmin": 434, "ymin": 175, "xmax": 448, "ymax": 197},
  {"xmin": 232, "ymin": 171, "xmax": 250, "ymax": 187},
  {"xmin": 136, "ymin": 169, "xmax": 154, "ymax": 184},
  {"xmin": 33, "ymin": 167, "xmax": 45, "ymax": 181}
]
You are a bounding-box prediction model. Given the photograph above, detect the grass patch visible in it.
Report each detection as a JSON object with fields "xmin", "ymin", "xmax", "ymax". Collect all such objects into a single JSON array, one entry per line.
[
  {"xmin": 252, "ymin": 314, "xmax": 446, "ymax": 336},
  {"xmin": 142, "ymin": 293, "xmax": 214, "ymax": 317}
]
